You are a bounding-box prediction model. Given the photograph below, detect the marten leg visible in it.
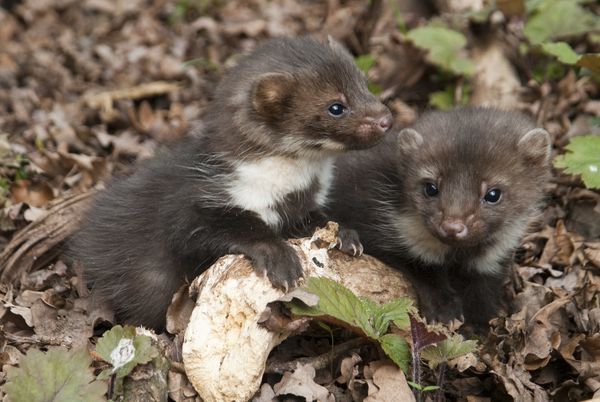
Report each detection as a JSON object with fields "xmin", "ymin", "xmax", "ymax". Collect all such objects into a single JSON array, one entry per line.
[
  {"xmin": 455, "ymin": 271, "xmax": 507, "ymax": 327},
  {"xmin": 166, "ymin": 207, "xmax": 303, "ymax": 289},
  {"xmin": 404, "ymin": 267, "xmax": 464, "ymax": 323}
]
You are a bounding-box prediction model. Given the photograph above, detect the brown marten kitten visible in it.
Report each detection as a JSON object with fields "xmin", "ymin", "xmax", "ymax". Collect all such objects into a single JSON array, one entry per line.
[
  {"xmin": 326, "ymin": 108, "xmax": 551, "ymax": 326},
  {"xmin": 72, "ymin": 37, "xmax": 392, "ymax": 329}
]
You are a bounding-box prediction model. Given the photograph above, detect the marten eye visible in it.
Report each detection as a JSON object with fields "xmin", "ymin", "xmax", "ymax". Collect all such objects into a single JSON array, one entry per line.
[
  {"xmin": 328, "ymin": 103, "xmax": 347, "ymax": 117},
  {"xmin": 484, "ymin": 188, "xmax": 502, "ymax": 204},
  {"xmin": 424, "ymin": 183, "xmax": 439, "ymax": 197}
]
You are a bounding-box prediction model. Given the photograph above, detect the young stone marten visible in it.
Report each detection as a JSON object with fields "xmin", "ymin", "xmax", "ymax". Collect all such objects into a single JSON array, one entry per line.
[
  {"xmin": 72, "ymin": 37, "xmax": 393, "ymax": 329},
  {"xmin": 326, "ymin": 108, "xmax": 551, "ymax": 326}
]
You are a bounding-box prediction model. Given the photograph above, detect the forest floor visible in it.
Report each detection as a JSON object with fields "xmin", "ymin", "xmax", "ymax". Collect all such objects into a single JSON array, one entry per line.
[{"xmin": 0, "ymin": 0, "xmax": 599, "ymax": 401}]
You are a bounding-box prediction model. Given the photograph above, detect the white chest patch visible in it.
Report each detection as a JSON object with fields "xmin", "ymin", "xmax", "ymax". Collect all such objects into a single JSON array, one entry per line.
[{"xmin": 227, "ymin": 156, "xmax": 334, "ymax": 229}]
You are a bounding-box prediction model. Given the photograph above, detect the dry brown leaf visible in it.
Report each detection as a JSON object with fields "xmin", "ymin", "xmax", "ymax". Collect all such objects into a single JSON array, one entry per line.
[
  {"xmin": 337, "ymin": 353, "xmax": 362, "ymax": 385},
  {"xmin": 251, "ymin": 384, "xmax": 276, "ymax": 402},
  {"xmin": 10, "ymin": 180, "xmax": 54, "ymax": 208},
  {"xmin": 584, "ymin": 242, "xmax": 600, "ymax": 269},
  {"xmin": 364, "ymin": 362, "xmax": 415, "ymax": 402},
  {"xmin": 490, "ymin": 356, "xmax": 550, "ymax": 402},
  {"xmin": 273, "ymin": 363, "xmax": 334, "ymax": 402},
  {"xmin": 166, "ymin": 284, "xmax": 195, "ymax": 335}
]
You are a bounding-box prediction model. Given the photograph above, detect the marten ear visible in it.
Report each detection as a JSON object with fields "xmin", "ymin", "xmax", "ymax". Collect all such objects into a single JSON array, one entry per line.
[
  {"xmin": 397, "ymin": 128, "xmax": 424, "ymax": 153},
  {"xmin": 252, "ymin": 73, "xmax": 296, "ymax": 121},
  {"xmin": 518, "ymin": 128, "xmax": 551, "ymax": 165}
]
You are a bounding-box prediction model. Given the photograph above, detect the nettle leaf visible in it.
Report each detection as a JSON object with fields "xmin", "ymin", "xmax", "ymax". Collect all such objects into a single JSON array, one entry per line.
[
  {"xmin": 541, "ymin": 42, "xmax": 580, "ymax": 64},
  {"xmin": 420, "ymin": 334, "xmax": 478, "ymax": 369},
  {"xmin": 554, "ymin": 135, "xmax": 600, "ymax": 189},
  {"xmin": 376, "ymin": 298, "xmax": 413, "ymax": 332},
  {"xmin": 287, "ymin": 277, "xmax": 413, "ymax": 371},
  {"xmin": 289, "ymin": 277, "xmax": 412, "ymax": 338},
  {"xmin": 379, "ymin": 334, "xmax": 410, "ymax": 372},
  {"xmin": 95, "ymin": 325, "xmax": 159, "ymax": 378},
  {"xmin": 287, "ymin": 277, "xmax": 376, "ymax": 337},
  {"xmin": 524, "ymin": 0, "xmax": 599, "ymax": 45},
  {"xmin": 3, "ymin": 348, "xmax": 106, "ymax": 402},
  {"xmin": 406, "ymin": 26, "xmax": 474, "ymax": 76}
]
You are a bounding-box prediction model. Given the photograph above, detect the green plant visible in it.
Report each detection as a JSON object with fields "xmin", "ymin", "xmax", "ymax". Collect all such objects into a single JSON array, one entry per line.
[
  {"xmin": 285, "ymin": 277, "xmax": 413, "ymax": 371},
  {"xmin": 406, "ymin": 26, "xmax": 474, "ymax": 76},
  {"xmin": 3, "ymin": 348, "xmax": 106, "ymax": 402},
  {"xmin": 524, "ymin": 0, "xmax": 599, "ymax": 45},
  {"xmin": 95, "ymin": 325, "xmax": 160, "ymax": 399},
  {"xmin": 540, "ymin": 42, "xmax": 600, "ymax": 75},
  {"xmin": 554, "ymin": 135, "xmax": 600, "ymax": 189},
  {"xmin": 355, "ymin": 54, "xmax": 383, "ymax": 95}
]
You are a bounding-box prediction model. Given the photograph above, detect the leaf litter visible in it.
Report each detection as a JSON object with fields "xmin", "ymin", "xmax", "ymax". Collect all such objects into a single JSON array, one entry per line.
[{"xmin": 0, "ymin": 0, "xmax": 599, "ymax": 400}]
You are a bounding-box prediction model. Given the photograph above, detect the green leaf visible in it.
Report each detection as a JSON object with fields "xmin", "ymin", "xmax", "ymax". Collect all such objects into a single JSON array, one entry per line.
[
  {"xmin": 368, "ymin": 82, "xmax": 382, "ymax": 96},
  {"xmin": 406, "ymin": 26, "xmax": 474, "ymax": 76},
  {"xmin": 287, "ymin": 277, "xmax": 376, "ymax": 338},
  {"xmin": 3, "ymin": 348, "xmax": 106, "ymax": 402},
  {"xmin": 355, "ymin": 55, "xmax": 376, "ymax": 74},
  {"xmin": 554, "ymin": 135, "xmax": 600, "ymax": 189},
  {"xmin": 524, "ymin": 0, "xmax": 599, "ymax": 45},
  {"xmin": 423, "ymin": 385, "xmax": 441, "ymax": 392},
  {"xmin": 95, "ymin": 325, "xmax": 159, "ymax": 378},
  {"xmin": 379, "ymin": 334, "xmax": 410, "ymax": 372},
  {"xmin": 407, "ymin": 381, "xmax": 423, "ymax": 390},
  {"xmin": 541, "ymin": 42, "xmax": 580, "ymax": 64},
  {"xmin": 288, "ymin": 277, "xmax": 412, "ymax": 338},
  {"xmin": 429, "ymin": 89, "xmax": 454, "ymax": 110},
  {"xmin": 429, "ymin": 83, "xmax": 471, "ymax": 110},
  {"xmin": 539, "ymin": 42, "xmax": 600, "ymax": 75},
  {"xmin": 375, "ymin": 298, "xmax": 413, "ymax": 333},
  {"xmin": 420, "ymin": 334, "xmax": 478, "ymax": 369}
]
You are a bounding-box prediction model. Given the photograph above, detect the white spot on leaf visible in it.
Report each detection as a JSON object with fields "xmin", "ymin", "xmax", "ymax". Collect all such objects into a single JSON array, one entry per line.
[{"xmin": 110, "ymin": 338, "xmax": 135, "ymax": 371}]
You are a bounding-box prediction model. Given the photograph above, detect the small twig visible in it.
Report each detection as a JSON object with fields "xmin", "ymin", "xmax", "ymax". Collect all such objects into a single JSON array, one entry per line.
[
  {"xmin": 435, "ymin": 363, "xmax": 447, "ymax": 402},
  {"xmin": 264, "ymin": 337, "xmax": 365, "ymax": 375},
  {"xmin": 412, "ymin": 342, "xmax": 422, "ymax": 402},
  {"xmin": 4, "ymin": 332, "xmax": 70, "ymax": 347},
  {"xmin": 107, "ymin": 374, "xmax": 116, "ymax": 400}
]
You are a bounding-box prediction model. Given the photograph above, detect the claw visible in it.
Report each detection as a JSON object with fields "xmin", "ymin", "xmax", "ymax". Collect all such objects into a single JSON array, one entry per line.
[
  {"xmin": 351, "ymin": 244, "xmax": 357, "ymax": 256},
  {"xmin": 358, "ymin": 244, "xmax": 364, "ymax": 256}
]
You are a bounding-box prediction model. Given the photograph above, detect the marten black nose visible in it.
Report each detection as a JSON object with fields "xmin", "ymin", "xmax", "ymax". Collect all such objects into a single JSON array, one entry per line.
[
  {"xmin": 440, "ymin": 220, "xmax": 468, "ymax": 238},
  {"xmin": 377, "ymin": 115, "xmax": 393, "ymax": 132}
]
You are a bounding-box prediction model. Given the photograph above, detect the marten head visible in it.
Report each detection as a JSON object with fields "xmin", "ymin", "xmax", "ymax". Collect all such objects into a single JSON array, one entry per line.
[
  {"xmin": 393, "ymin": 108, "xmax": 551, "ymax": 269},
  {"xmin": 221, "ymin": 37, "xmax": 392, "ymax": 157}
]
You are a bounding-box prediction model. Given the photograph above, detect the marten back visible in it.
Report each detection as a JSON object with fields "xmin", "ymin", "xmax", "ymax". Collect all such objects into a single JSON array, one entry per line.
[
  {"xmin": 327, "ymin": 108, "xmax": 551, "ymax": 325},
  {"xmin": 72, "ymin": 37, "xmax": 392, "ymax": 329}
]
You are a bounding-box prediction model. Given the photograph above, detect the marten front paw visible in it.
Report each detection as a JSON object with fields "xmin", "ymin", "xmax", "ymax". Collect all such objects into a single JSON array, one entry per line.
[
  {"xmin": 246, "ymin": 241, "xmax": 304, "ymax": 291},
  {"xmin": 336, "ymin": 228, "xmax": 363, "ymax": 256},
  {"xmin": 419, "ymin": 293, "xmax": 464, "ymax": 324}
]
